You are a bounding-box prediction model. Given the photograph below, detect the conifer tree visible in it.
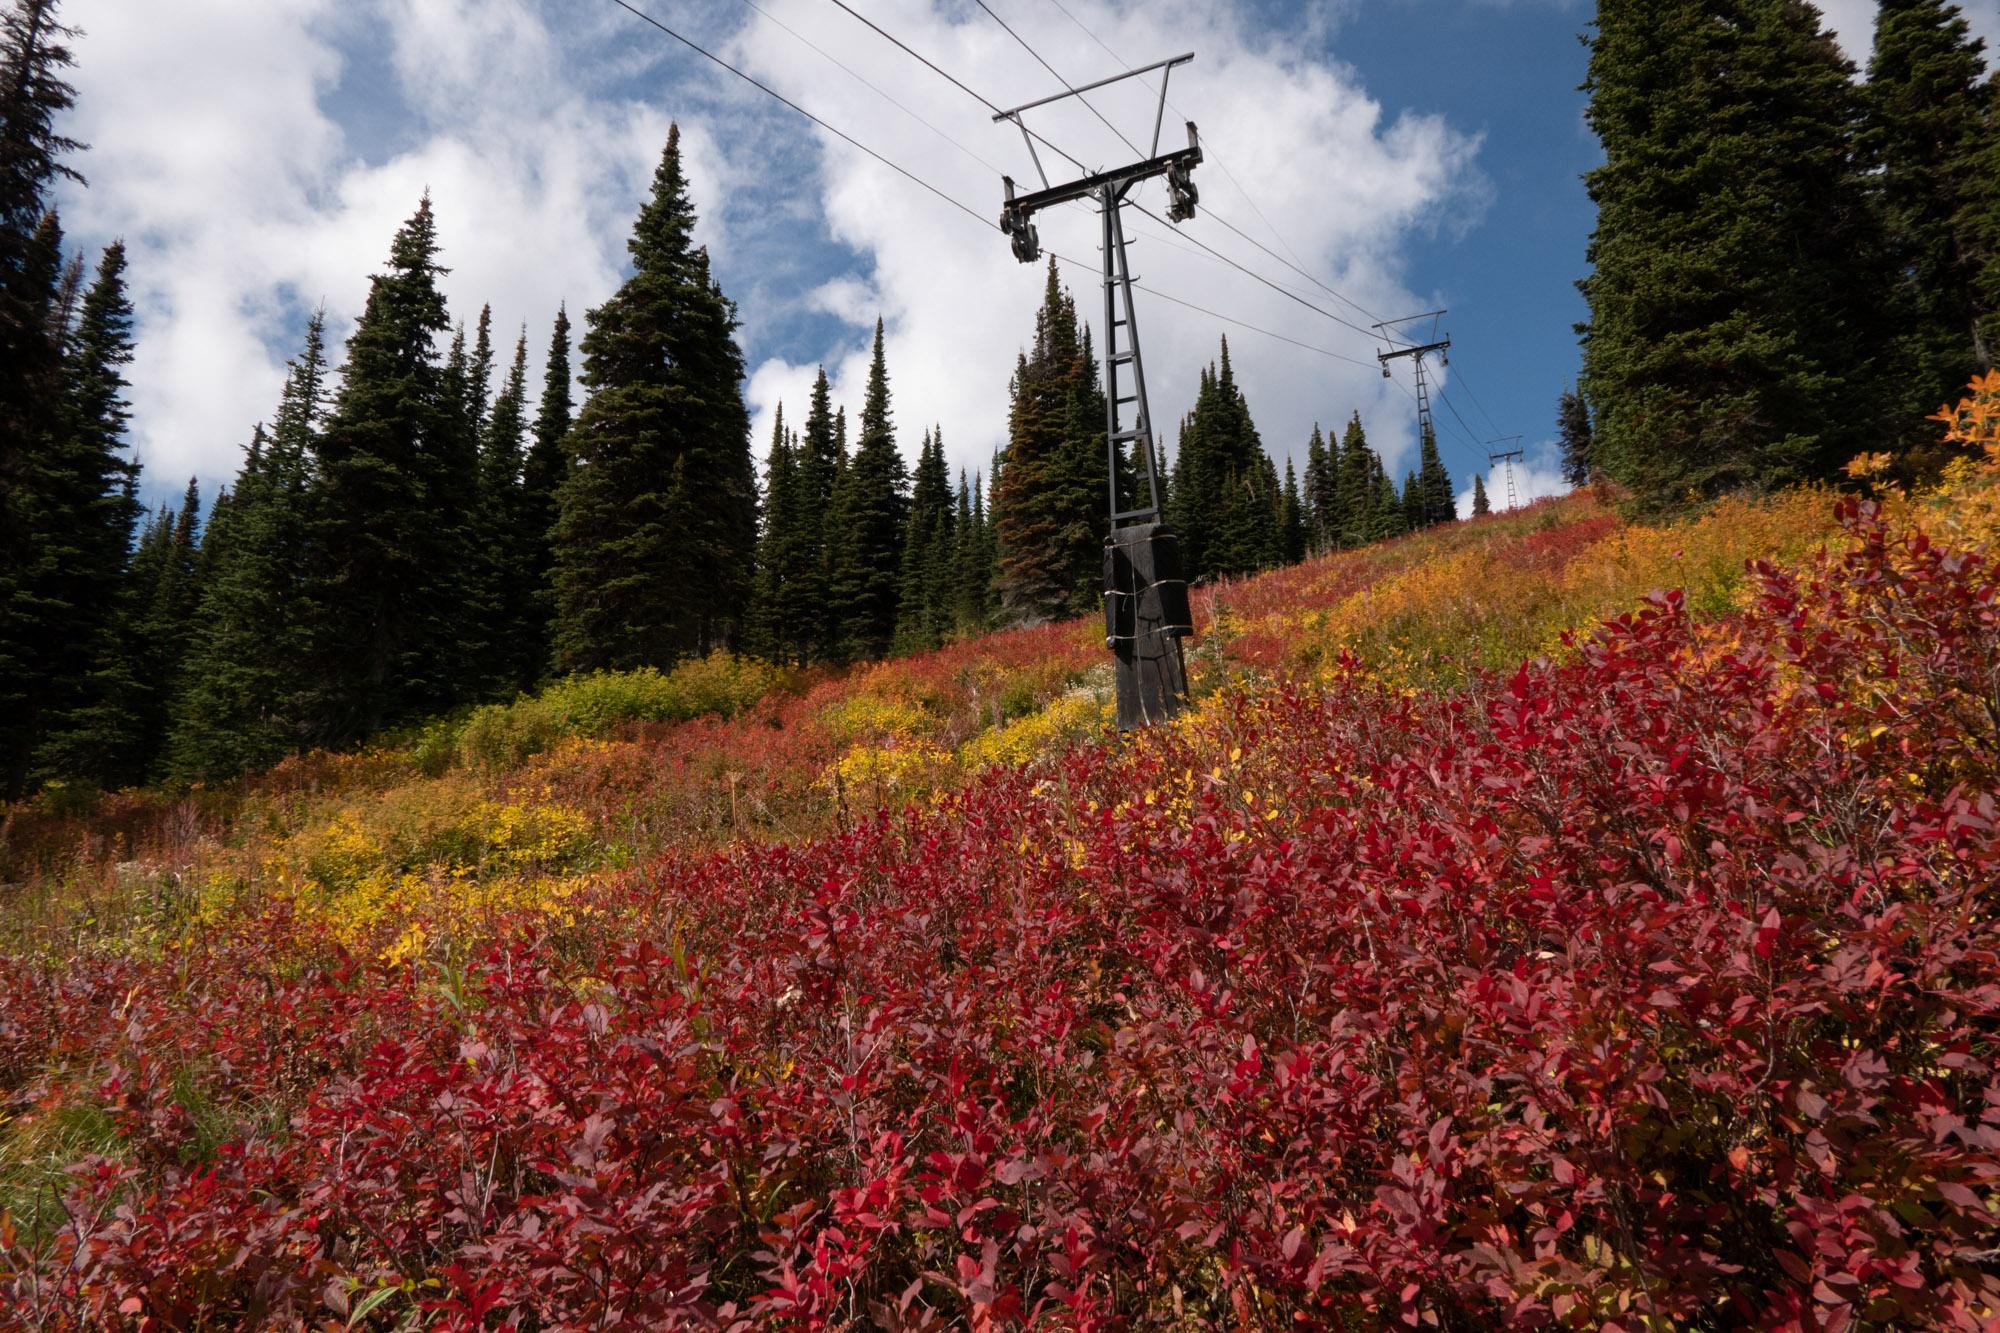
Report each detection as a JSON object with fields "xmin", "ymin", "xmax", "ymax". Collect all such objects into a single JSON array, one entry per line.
[
  {"xmin": 950, "ymin": 470, "xmax": 992, "ymax": 634},
  {"xmin": 480, "ymin": 329, "xmax": 538, "ymax": 695},
  {"xmin": 22, "ymin": 241, "xmax": 143, "ymax": 788},
  {"xmin": 1303, "ymin": 423, "xmax": 1335, "ymax": 552},
  {"xmin": 1861, "ymin": 0, "xmax": 1994, "ymax": 432},
  {"xmin": 994, "ymin": 261, "xmax": 1108, "ymax": 622},
  {"xmin": 1168, "ymin": 339, "xmax": 1279, "ymax": 579},
  {"xmin": 464, "ymin": 303, "xmax": 494, "ymax": 444},
  {"xmin": 1557, "ymin": 385, "xmax": 1593, "ymax": 486},
  {"xmin": 552, "ymin": 125, "xmax": 757, "ymax": 673},
  {"xmin": 746, "ymin": 407, "xmax": 809, "ymax": 664},
  {"xmin": 1974, "ymin": 70, "xmax": 2000, "ymax": 367},
  {"xmin": 298, "ymin": 196, "xmax": 463, "ymax": 745},
  {"xmin": 1401, "ymin": 469, "xmax": 1425, "ymax": 534},
  {"xmin": 1416, "ymin": 422, "xmax": 1455, "ymax": 526},
  {"xmin": 1368, "ymin": 459, "xmax": 1405, "ymax": 542},
  {"xmin": 1336, "ymin": 412, "xmax": 1375, "ymax": 549},
  {"xmin": 1280, "ymin": 458, "xmax": 1307, "ymax": 564},
  {"xmin": 115, "ymin": 477, "xmax": 204, "ymax": 779},
  {"xmin": 1579, "ymin": 0, "xmax": 1893, "ymax": 507},
  {"xmin": 1472, "ymin": 472, "xmax": 1491, "ymax": 517},
  {"xmin": 895, "ymin": 426, "xmax": 956, "ymax": 652},
  {"xmin": 792, "ymin": 367, "xmax": 841, "ymax": 659},
  {"xmin": 825, "ymin": 319, "xmax": 909, "ymax": 660},
  {"xmin": 519, "ymin": 304, "xmax": 571, "ymax": 686},
  {"xmin": 170, "ymin": 316, "xmax": 326, "ymax": 781}
]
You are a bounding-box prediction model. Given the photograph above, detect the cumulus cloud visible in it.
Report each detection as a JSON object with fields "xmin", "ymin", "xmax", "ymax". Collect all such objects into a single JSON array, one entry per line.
[
  {"xmin": 1454, "ymin": 444, "xmax": 1572, "ymax": 519},
  {"xmin": 54, "ymin": 0, "xmax": 1486, "ymax": 506}
]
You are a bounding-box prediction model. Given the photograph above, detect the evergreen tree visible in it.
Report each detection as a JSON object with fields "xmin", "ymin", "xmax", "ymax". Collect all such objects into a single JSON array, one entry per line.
[
  {"xmin": 1579, "ymin": 0, "xmax": 1893, "ymax": 508},
  {"xmin": 1401, "ymin": 469, "xmax": 1425, "ymax": 534},
  {"xmin": 170, "ymin": 316, "xmax": 326, "ymax": 781},
  {"xmin": 1280, "ymin": 457, "xmax": 1307, "ymax": 564},
  {"xmin": 1303, "ymin": 423, "xmax": 1335, "ymax": 552},
  {"xmin": 117, "ymin": 477, "xmax": 203, "ymax": 780},
  {"xmin": 1557, "ymin": 385, "xmax": 1593, "ymax": 486},
  {"xmin": 895, "ymin": 426, "xmax": 955, "ymax": 652},
  {"xmin": 297, "ymin": 196, "xmax": 464, "ymax": 745},
  {"xmin": 464, "ymin": 303, "xmax": 494, "ymax": 445},
  {"xmin": 20, "ymin": 241, "xmax": 143, "ymax": 789},
  {"xmin": 519, "ymin": 304, "xmax": 571, "ymax": 687},
  {"xmin": 1416, "ymin": 422, "xmax": 1455, "ymax": 526},
  {"xmin": 994, "ymin": 260, "xmax": 1108, "ymax": 622},
  {"xmin": 551, "ymin": 125, "xmax": 757, "ymax": 673},
  {"xmin": 1336, "ymin": 412, "xmax": 1375, "ymax": 549},
  {"xmin": 825, "ymin": 319, "xmax": 909, "ymax": 660},
  {"xmin": 1861, "ymin": 0, "xmax": 1994, "ymax": 434},
  {"xmin": 950, "ymin": 469, "xmax": 993, "ymax": 634},
  {"xmin": 792, "ymin": 367, "xmax": 841, "ymax": 659},
  {"xmin": 746, "ymin": 406, "xmax": 809, "ymax": 664},
  {"xmin": 1368, "ymin": 458, "xmax": 1405, "ymax": 541},
  {"xmin": 1974, "ymin": 70, "xmax": 2000, "ymax": 368},
  {"xmin": 1168, "ymin": 339, "xmax": 1279, "ymax": 579},
  {"xmin": 480, "ymin": 328, "xmax": 537, "ymax": 696},
  {"xmin": 1471, "ymin": 472, "xmax": 1491, "ymax": 517}
]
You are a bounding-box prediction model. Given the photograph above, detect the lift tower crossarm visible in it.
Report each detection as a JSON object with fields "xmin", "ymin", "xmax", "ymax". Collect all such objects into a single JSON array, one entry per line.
[
  {"xmin": 1376, "ymin": 339, "xmax": 1451, "ymax": 365},
  {"xmin": 1002, "ymin": 143, "xmax": 1202, "ymax": 218}
]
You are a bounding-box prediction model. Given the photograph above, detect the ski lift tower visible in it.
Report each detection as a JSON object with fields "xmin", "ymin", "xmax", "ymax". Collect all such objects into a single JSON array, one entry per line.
[{"xmin": 993, "ymin": 53, "xmax": 1202, "ymax": 730}]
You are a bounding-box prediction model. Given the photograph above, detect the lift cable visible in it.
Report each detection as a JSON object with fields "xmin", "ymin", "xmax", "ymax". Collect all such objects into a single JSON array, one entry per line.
[{"xmin": 607, "ymin": 0, "xmax": 1375, "ymax": 371}]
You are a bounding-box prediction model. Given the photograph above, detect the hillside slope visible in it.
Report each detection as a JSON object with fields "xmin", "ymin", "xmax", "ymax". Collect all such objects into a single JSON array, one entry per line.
[{"xmin": 3, "ymin": 389, "xmax": 1999, "ymax": 1328}]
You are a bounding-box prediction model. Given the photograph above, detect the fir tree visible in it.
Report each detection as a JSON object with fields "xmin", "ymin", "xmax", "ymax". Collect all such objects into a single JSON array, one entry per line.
[
  {"xmin": 552, "ymin": 125, "xmax": 757, "ymax": 673},
  {"xmin": 895, "ymin": 426, "xmax": 956, "ymax": 652},
  {"xmin": 20, "ymin": 241, "xmax": 143, "ymax": 789},
  {"xmin": 1401, "ymin": 469, "xmax": 1425, "ymax": 534},
  {"xmin": 1861, "ymin": 0, "xmax": 1994, "ymax": 434},
  {"xmin": 1471, "ymin": 472, "xmax": 1491, "ymax": 517},
  {"xmin": 1557, "ymin": 385, "xmax": 1593, "ymax": 486},
  {"xmin": 825, "ymin": 319, "xmax": 909, "ymax": 661},
  {"xmin": 1336, "ymin": 412, "xmax": 1375, "ymax": 549},
  {"xmin": 950, "ymin": 469, "xmax": 992, "ymax": 634},
  {"xmin": 1416, "ymin": 422, "xmax": 1455, "ymax": 527},
  {"xmin": 1368, "ymin": 458, "xmax": 1405, "ymax": 542},
  {"xmin": 298, "ymin": 196, "xmax": 463, "ymax": 745},
  {"xmin": 1280, "ymin": 458, "xmax": 1307, "ymax": 564},
  {"xmin": 994, "ymin": 261, "xmax": 1108, "ymax": 622},
  {"xmin": 1168, "ymin": 339, "xmax": 1279, "ymax": 579},
  {"xmin": 793, "ymin": 368, "xmax": 841, "ymax": 659},
  {"xmin": 519, "ymin": 304, "xmax": 571, "ymax": 687},
  {"xmin": 1579, "ymin": 0, "xmax": 1893, "ymax": 508},
  {"xmin": 480, "ymin": 329, "xmax": 538, "ymax": 696},
  {"xmin": 1303, "ymin": 423, "xmax": 1335, "ymax": 552},
  {"xmin": 464, "ymin": 303, "xmax": 494, "ymax": 445},
  {"xmin": 746, "ymin": 406, "xmax": 809, "ymax": 664},
  {"xmin": 170, "ymin": 315, "xmax": 326, "ymax": 781}
]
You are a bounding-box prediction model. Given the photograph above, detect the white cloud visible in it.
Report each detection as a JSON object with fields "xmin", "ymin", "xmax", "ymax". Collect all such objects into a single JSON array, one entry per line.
[
  {"xmin": 1454, "ymin": 445, "xmax": 1571, "ymax": 519},
  {"xmin": 722, "ymin": 0, "xmax": 1485, "ymax": 491},
  {"xmin": 53, "ymin": 0, "xmax": 1484, "ymax": 508}
]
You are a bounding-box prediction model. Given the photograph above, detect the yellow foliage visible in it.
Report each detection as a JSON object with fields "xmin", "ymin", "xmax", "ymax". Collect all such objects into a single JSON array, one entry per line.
[
  {"xmin": 819, "ymin": 692, "xmax": 933, "ymax": 744},
  {"xmin": 958, "ymin": 690, "xmax": 1113, "ymax": 772}
]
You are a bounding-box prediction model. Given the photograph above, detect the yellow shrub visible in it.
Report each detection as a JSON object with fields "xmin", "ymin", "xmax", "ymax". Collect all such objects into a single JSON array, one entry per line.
[{"xmin": 959, "ymin": 690, "xmax": 1114, "ymax": 772}]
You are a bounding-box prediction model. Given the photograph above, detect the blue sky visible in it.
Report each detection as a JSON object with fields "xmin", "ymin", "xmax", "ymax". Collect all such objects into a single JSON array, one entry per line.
[{"xmin": 52, "ymin": 0, "xmax": 1994, "ymax": 518}]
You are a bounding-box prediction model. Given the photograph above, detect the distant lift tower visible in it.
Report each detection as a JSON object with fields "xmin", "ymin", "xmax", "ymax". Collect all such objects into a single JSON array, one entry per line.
[
  {"xmin": 994, "ymin": 53, "xmax": 1202, "ymax": 730},
  {"xmin": 1374, "ymin": 311, "xmax": 1450, "ymax": 461},
  {"xmin": 1487, "ymin": 436, "xmax": 1524, "ymax": 511}
]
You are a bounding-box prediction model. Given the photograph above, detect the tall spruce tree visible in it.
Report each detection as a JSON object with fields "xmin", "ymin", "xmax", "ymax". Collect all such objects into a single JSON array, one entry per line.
[
  {"xmin": 1415, "ymin": 422, "xmax": 1455, "ymax": 527},
  {"xmin": 1168, "ymin": 339, "xmax": 1279, "ymax": 579},
  {"xmin": 1368, "ymin": 457, "xmax": 1405, "ymax": 542},
  {"xmin": 551, "ymin": 125, "xmax": 757, "ymax": 673},
  {"xmin": 22, "ymin": 241, "xmax": 143, "ymax": 789},
  {"xmin": 298, "ymin": 196, "xmax": 463, "ymax": 745},
  {"xmin": 480, "ymin": 329, "xmax": 538, "ymax": 696},
  {"xmin": 1579, "ymin": 0, "xmax": 1893, "ymax": 508},
  {"xmin": 746, "ymin": 407, "xmax": 811, "ymax": 664},
  {"xmin": 1280, "ymin": 457, "xmax": 1307, "ymax": 564},
  {"xmin": 825, "ymin": 319, "xmax": 909, "ymax": 661},
  {"xmin": 994, "ymin": 261, "xmax": 1108, "ymax": 622},
  {"xmin": 1861, "ymin": 0, "xmax": 1994, "ymax": 438},
  {"xmin": 170, "ymin": 316, "xmax": 326, "ymax": 781},
  {"xmin": 1557, "ymin": 385, "xmax": 1593, "ymax": 485},
  {"xmin": 950, "ymin": 469, "xmax": 992, "ymax": 634},
  {"xmin": 519, "ymin": 304, "xmax": 571, "ymax": 687},
  {"xmin": 1471, "ymin": 472, "xmax": 1491, "ymax": 517},
  {"xmin": 792, "ymin": 368, "xmax": 841, "ymax": 660},
  {"xmin": 895, "ymin": 426, "xmax": 956, "ymax": 652},
  {"xmin": 1336, "ymin": 412, "xmax": 1376, "ymax": 549},
  {"xmin": 1303, "ymin": 423, "xmax": 1335, "ymax": 552}
]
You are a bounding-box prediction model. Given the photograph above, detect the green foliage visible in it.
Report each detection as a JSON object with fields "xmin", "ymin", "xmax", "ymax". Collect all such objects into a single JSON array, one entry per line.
[
  {"xmin": 825, "ymin": 319, "xmax": 909, "ymax": 660},
  {"xmin": 1579, "ymin": 0, "xmax": 1894, "ymax": 509},
  {"xmin": 894, "ymin": 427, "xmax": 956, "ymax": 652},
  {"xmin": 1168, "ymin": 338, "xmax": 1279, "ymax": 579},
  {"xmin": 1861, "ymin": 0, "xmax": 1995, "ymax": 455},
  {"xmin": 1415, "ymin": 422, "xmax": 1454, "ymax": 527},
  {"xmin": 551, "ymin": 125, "xmax": 756, "ymax": 674},
  {"xmin": 519, "ymin": 304, "xmax": 572, "ymax": 685},
  {"xmin": 456, "ymin": 654, "xmax": 776, "ymax": 771},
  {"xmin": 478, "ymin": 328, "xmax": 540, "ymax": 697},
  {"xmin": 994, "ymin": 261, "xmax": 1108, "ymax": 621},
  {"xmin": 1472, "ymin": 471, "xmax": 1491, "ymax": 517},
  {"xmin": 1557, "ymin": 385, "xmax": 1592, "ymax": 486}
]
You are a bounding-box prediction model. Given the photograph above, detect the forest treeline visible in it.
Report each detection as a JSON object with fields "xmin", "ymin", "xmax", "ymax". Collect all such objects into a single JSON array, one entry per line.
[{"xmin": 2, "ymin": 0, "xmax": 1995, "ymax": 796}]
